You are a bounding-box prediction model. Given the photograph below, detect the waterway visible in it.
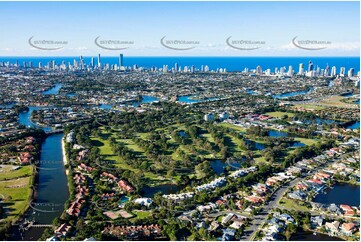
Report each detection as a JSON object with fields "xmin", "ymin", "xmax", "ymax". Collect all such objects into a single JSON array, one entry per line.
[
  {"xmin": 272, "ymin": 88, "xmax": 313, "ymax": 99},
  {"xmin": 314, "ymin": 183, "xmax": 360, "ymax": 206},
  {"xmin": 42, "ymin": 84, "xmax": 62, "ymax": 95},
  {"xmin": 290, "ymin": 230, "xmax": 344, "ymax": 241},
  {"xmin": 344, "ymin": 121, "xmax": 360, "ymax": 130},
  {"xmin": 7, "ymin": 107, "xmax": 68, "ymax": 240},
  {"xmin": 177, "ymin": 95, "xmax": 218, "ymax": 103}
]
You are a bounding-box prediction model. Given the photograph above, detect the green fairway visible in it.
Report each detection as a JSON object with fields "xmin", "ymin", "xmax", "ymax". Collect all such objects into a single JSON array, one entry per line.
[
  {"xmin": 219, "ymin": 122, "xmax": 246, "ymax": 132},
  {"xmin": 265, "ymin": 111, "xmax": 295, "ymax": 118},
  {"xmin": 294, "ymin": 137, "xmax": 317, "ymax": 146},
  {"xmin": 90, "ymin": 130, "xmax": 161, "ymax": 181}
]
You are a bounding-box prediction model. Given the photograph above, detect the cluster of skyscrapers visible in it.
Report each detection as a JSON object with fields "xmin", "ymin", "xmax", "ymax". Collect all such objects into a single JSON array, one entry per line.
[
  {"xmin": 161, "ymin": 63, "xmax": 227, "ymax": 73},
  {"xmin": 248, "ymin": 61, "xmax": 358, "ymax": 78},
  {"xmin": 0, "ymin": 57, "xmax": 358, "ymax": 78}
]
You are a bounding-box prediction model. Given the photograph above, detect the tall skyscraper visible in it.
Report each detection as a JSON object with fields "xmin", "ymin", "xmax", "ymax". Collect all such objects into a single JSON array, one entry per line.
[
  {"xmin": 97, "ymin": 54, "xmax": 101, "ymax": 68},
  {"xmin": 119, "ymin": 54, "xmax": 124, "ymax": 67},
  {"xmin": 340, "ymin": 67, "xmax": 346, "ymax": 76},
  {"xmin": 308, "ymin": 61, "xmax": 314, "ymax": 72},
  {"xmin": 331, "ymin": 66, "xmax": 337, "ymax": 77},
  {"xmin": 348, "ymin": 68, "xmax": 354, "ymax": 77},
  {"xmin": 256, "ymin": 65, "xmax": 262, "ymax": 74},
  {"xmin": 174, "ymin": 63, "xmax": 179, "ymax": 73},
  {"xmin": 288, "ymin": 65, "xmax": 293, "ymax": 76},
  {"xmin": 91, "ymin": 57, "xmax": 95, "ymax": 68},
  {"xmin": 325, "ymin": 64, "xmax": 330, "ymax": 76},
  {"xmin": 298, "ymin": 63, "xmax": 304, "ymax": 74},
  {"xmin": 79, "ymin": 56, "xmax": 84, "ymax": 70}
]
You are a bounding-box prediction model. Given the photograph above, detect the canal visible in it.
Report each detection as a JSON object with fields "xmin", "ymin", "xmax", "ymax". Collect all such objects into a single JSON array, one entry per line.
[{"xmin": 7, "ymin": 106, "xmax": 69, "ymax": 240}]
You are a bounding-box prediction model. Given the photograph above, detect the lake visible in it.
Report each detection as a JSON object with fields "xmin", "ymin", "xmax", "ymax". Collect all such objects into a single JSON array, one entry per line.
[
  {"xmin": 132, "ymin": 95, "xmax": 159, "ymax": 107},
  {"xmin": 210, "ymin": 159, "xmax": 242, "ymax": 175},
  {"xmin": 141, "ymin": 184, "xmax": 180, "ymax": 198},
  {"xmin": 245, "ymin": 139, "xmax": 266, "ymax": 150},
  {"xmin": 290, "ymin": 230, "xmax": 344, "ymax": 241},
  {"xmin": 314, "ymin": 183, "xmax": 360, "ymax": 206}
]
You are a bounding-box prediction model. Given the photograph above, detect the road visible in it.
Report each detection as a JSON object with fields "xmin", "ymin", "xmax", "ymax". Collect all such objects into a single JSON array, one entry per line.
[
  {"xmin": 240, "ymin": 178, "xmax": 300, "ymax": 241},
  {"xmin": 241, "ymin": 153, "xmax": 350, "ymax": 241}
]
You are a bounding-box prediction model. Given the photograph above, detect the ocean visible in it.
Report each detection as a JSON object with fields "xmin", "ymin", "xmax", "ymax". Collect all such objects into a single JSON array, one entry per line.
[{"xmin": 0, "ymin": 56, "xmax": 359, "ymax": 73}]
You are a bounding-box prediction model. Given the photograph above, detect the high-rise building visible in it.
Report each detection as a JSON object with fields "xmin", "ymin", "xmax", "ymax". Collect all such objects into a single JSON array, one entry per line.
[
  {"xmin": 204, "ymin": 65, "xmax": 209, "ymax": 72},
  {"xmin": 340, "ymin": 67, "xmax": 346, "ymax": 76},
  {"xmin": 348, "ymin": 68, "xmax": 354, "ymax": 77},
  {"xmin": 256, "ymin": 65, "xmax": 262, "ymax": 74},
  {"xmin": 91, "ymin": 57, "xmax": 95, "ymax": 68},
  {"xmin": 97, "ymin": 54, "xmax": 101, "ymax": 68},
  {"xmin": 119, "ymin": 54, "xmax": 124, "ymax": 67},
  {"xmin": 288, "ymin": 65, "xmax": 293, "ymax": 76},
  {"xmin": 331, "ymin": 66, "xmax": 337, "ymax": 77},
  {"xmin": 298, "ymin": 63, "xmax": 304, "ymax": 74},
  {"xmin": 265, "ymin": 69, "xmax": 271, "ymax": 76},
  {"xmin": 324, "ymin": 64, "xmax": 330, "ymax": 76},
  {"xmin": 308, "ymin": 61, "xmax": 314, "ymax": 72},
  {"xmin": 79, "ymin": 56, "xmax": 84, "ymax": 70},
  {"xmin": 280, "ymin": 67, "xmax": 286, "ymax": 75},
  {"xmin": 174, "ymin": 63, "xmax": 178, "ymax": 73}
]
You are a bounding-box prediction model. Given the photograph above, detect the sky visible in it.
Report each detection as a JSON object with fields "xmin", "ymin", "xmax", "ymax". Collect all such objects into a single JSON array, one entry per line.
[{"xmin": 0, "ymin": 1, "xmax": 359, "ymax": 56}]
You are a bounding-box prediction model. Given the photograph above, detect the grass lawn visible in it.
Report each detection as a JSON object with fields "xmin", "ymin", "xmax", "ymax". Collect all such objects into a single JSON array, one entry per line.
[
  {"xmin": 278, "ymin": 197, "xmax": 310, "ymax": 212},
  {"xmin": 266, "ymin": 111, "xmax": 295, "ymax": 118},
  {"xmin": 219, "ymin": 122, "xmax": 246, "ymax": 132},
  {"xmin": 294, "ymin": 104, "xmax": 326, "ymax": 111},
  {"xmin": 132, "ymin": 210, "xmax": 151, "ymax": 219},
  {"xmin": 0, "ymin": 176, "xmax": 32, "ymax": 223},
  {"xmin": 0, "ymin": 166, "xmax": 33, "ymax": 181},
  {"xmin": 318, "ymin": 96, "xmax": 359, "ymax": 109}
]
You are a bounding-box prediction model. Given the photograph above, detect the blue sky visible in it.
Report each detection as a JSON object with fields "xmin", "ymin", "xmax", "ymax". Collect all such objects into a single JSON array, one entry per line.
[{"xmin": 0, "ymin": 1, "xmax": 359, "ymax": 56}]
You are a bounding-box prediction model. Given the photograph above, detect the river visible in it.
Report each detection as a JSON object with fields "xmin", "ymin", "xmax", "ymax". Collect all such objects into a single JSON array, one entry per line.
[{"xmin": 7, "ymin": 107, "xmax": 69, "ymax": 240}]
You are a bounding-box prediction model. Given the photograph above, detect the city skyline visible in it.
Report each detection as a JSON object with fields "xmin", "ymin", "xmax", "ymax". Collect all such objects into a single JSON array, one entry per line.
[{"xmin": 0, "ymin": 1, "xmax": 359, "ymax": 57}]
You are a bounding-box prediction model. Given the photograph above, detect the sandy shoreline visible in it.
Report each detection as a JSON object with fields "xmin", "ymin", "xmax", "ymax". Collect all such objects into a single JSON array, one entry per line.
[{"xmin": 61, "ymin": 137, "xmax": 68, "ymax": 165}]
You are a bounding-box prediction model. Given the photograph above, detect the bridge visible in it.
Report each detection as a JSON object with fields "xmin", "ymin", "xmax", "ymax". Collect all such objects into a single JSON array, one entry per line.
[
  {"xmin": 21, "ymin": 221, "xmax": 53, "ymax": 230},
  {"xmin": 45, "ymin": 129, "xmax": 64, "ymax": 135},
  {"xmin": 30, "ymin": 224, "xmax": 53, "ymax": 228}
]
